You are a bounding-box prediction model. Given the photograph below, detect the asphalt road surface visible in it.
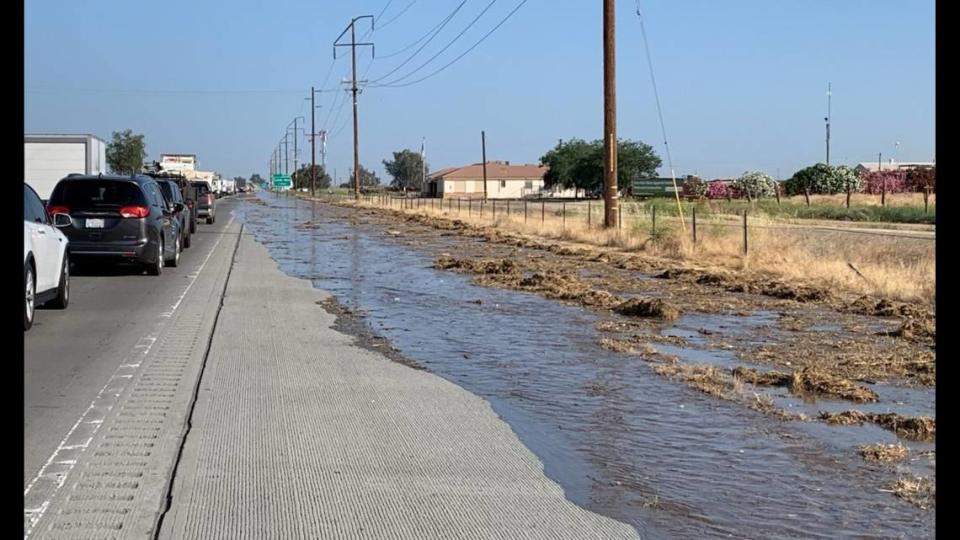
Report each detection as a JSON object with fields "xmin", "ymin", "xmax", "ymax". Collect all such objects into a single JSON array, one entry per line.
[{"xmin": 24, "ymin": 198, "xmax": 238, "ymax": 487}]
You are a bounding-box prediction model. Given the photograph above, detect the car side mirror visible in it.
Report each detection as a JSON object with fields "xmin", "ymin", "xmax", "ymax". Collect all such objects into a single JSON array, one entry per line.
[
  {"xmin": 53, "ymin": 213, "xmax": 71, "ymax": 227},
  {"xmin": 174, "ymin": 202, "xmax": 185, "ymax": 213}
]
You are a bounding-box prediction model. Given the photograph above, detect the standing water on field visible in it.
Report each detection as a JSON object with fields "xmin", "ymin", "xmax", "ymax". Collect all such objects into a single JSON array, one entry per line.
[{"xmin": 236, "ymin": 193, "xmax": 934, "ymax": 539}]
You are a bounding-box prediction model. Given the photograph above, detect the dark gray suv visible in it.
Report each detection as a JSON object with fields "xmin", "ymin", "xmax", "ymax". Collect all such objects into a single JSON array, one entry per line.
[{"xmin": 47, "ymin": 174, "xmax": 183, "ymax": 275}]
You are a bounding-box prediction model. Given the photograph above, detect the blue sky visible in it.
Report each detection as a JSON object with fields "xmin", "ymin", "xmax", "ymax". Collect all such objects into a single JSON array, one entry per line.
[{"xmin": 25, "ymin": 0, "xmax": 935, "ymax": 182}]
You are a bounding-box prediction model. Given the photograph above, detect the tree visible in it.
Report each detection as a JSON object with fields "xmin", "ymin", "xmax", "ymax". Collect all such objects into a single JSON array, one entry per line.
[
  {"xmin": 106, "ymin": 129, "xmax": 147, "ymax": 174},
  {"xmin": 249, "ymin": 173, "xmax": 265, "ymax": 186},
  {"xmin": 539, "ymin": 138, "xmax": 661, "ymax": 195},
  {"xmin": 233, "ymin": 176, "xmax": 247, "ymax": 188},
  {"xmin": 292, "ymin": 164, "xmax": 331, "ymax": 190},
  {"xmin": 383, "ymin": 149, "xmax": 427, "ymax": 191},
  {"xmin": 732, "ymin": 171, "xmax": 776, "ymax": 201},
  {"xmin": 341, "ymin": 166, "xmax": 381, "ymax": 189}
]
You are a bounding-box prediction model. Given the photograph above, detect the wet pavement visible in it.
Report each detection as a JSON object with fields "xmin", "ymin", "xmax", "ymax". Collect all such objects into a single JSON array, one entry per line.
[{"xmin": 236, "ymin": 192, "xmax": 934, "ymax": 539}]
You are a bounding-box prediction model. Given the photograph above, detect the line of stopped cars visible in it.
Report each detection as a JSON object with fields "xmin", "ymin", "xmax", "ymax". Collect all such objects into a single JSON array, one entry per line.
[{"xmin": 23, "ymin": 173, "xmax": 221, "ymax": 331}]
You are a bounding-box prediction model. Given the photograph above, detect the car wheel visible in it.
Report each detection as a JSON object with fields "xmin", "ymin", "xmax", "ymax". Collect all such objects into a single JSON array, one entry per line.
[
  {"xmin": 167, "ymin": 235, "xmax": 181, "ymax": 267},
  {"xmin": 48, "ymin": 254, "xmax": 70, "ymax": 309},
  {"xmin": 24, "ymin": 262, "xmax": 35, "ymax": 331},
  {"xmin": 183, "ymin": 229, "xmax": 192, "ymax": 248},
  {"xmin": 147, "ymin": 238, "xmax": 163, "ymax": 275},
  {"xmin": 190, "ymin": 219, "xmax": 197, "ymax": 234},
  {"xmin": 207, "ymin": 216, "xmax": 214, "ymax": 224}
]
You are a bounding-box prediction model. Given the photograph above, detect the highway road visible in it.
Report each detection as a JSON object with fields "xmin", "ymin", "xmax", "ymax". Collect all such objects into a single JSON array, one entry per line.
[{"xmin": 24, "ymin": 198, "xmax": 239, "ymax": 487}]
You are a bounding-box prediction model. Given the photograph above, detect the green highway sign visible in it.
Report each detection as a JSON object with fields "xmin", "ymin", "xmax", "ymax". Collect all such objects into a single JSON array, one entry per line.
[
  {"xmin": 631, "ymin": 178, "xmax": 681, "ymax": 197},
  {"xmin": 272, "ymin": 174, "xmax": 292, "ymax": 188}
]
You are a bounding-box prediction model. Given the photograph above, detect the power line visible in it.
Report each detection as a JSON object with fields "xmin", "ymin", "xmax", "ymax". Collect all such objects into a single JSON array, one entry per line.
[
  {"xmin": 368, "ymin": 0, "xmax": 468, "ymax": 84},
  {"xmin": 26, "ymin": 87, "xmax": 338, "ymax": 94},
  {"xmin": 373, "ymin": 0, "xmax": 527, "ymax": 89},
  {"xmin": 371, "ymin": 0, "xmax": 499, "ymax": 86},
  {"xmin": 635, "ymin": 2, "xmax": 684, "ymax": 226},
  {"xmin": 377, "ymin": 0, "xmax": 417, "ymax": 30}
]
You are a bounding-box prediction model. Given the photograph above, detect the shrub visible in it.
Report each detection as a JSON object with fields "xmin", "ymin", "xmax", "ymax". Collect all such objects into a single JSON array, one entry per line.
[
  {"xmin": 706, "ymin": 180, "xmax": 731, "ymax": 199},
  {"xmin": 732, "ymin": 171, "xmax": 776, "ymax": 200},
  {"xmin": 906, "ymin": 167, "xmax": 935, "ymax": 193},
  {"xmin": 861, "ymin": 170, "xmax": 909, "ymax": 194},
  {"xmin": 785, "ymin": 163, "xmax": 859, "ymax": 195},
  {"xmin": 682, "ymin": 175, "xmax": 707, "ymax": 197}
]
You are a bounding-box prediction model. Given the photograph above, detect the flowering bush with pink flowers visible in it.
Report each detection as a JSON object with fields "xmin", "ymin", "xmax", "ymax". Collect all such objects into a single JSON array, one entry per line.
[
  {"xmin": 706, "ymin": 180, "xmax": 731, "ymax": 199},
  {"xmin": 861, "ymin": 171, "xmax": 909, "ymax": 194}
]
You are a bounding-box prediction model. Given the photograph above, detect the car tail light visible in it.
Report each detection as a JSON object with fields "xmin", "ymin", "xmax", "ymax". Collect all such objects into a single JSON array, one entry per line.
[
  {"xmin": 47, "ymin": 205, "xmax": 70, "ymax": 215},
  {"xmin": 206, "ymin": 194, "xmax": 214, "ymax": 204},
  {"xmin": 119, "ymin": 205, "xmax": 150, "ymax": 218}
]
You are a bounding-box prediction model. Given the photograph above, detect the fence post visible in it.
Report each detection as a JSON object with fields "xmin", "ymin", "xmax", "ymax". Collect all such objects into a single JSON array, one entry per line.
[
  {"xmin": 742, "ymin": 210, "xmax": 748, "ymax": 256},
  {"xmin": 588, "ymin": 200, "xmax": 592, "ymax": 228},
  {"xmin": 542, "ymin": 201, "xmax": 545, "ymax": 224},
  {"xmin": 493, "ymin": 199, "xmax": 496, "ymax": 220},
  {"xmin": 692, "ymin": 206, "xmax": 697, "ymax": 244},
  {"xmin": 652, "ymin": 206, "xmax": 656, "ymax": 235},
  {"xmin": 619, "ymin": 204, "xmax": 622, "ymax": 229},
  {"xmin": 507, "ymin": 200, "xmax": 510, "ymax": 217},
  {"xmin": 924, "ymin": 187, "xmax": 930, "ymax": 213},
  {"xmin": 525, "ymin": 200, "xmax": 528, "ymax": 223},
  {"xmin": 562, "ymin": 201, "xmax": 566, "ymax": 229},
  {"xmin": 469, "ymin": 199, "xmax": 472, "ymax": 216}
]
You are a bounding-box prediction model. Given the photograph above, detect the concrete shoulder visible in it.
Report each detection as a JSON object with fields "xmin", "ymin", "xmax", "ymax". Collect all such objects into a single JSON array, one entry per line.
[{"xmin": 159, "ymin": 231, "xmax": 640, "ymax": 539}]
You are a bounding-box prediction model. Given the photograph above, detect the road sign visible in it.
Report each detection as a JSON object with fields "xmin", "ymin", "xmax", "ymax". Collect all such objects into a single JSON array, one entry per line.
[
  {"xmin": 272, "ymin": 174, "xmax": 292, "ymax": 188},
  {"xmin": 631, "ymin": 178, "xmax": 680, "ymax": 197}
]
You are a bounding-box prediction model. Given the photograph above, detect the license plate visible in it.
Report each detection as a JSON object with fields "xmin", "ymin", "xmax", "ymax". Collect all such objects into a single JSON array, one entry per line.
[{"xmin": 86, "ymin": 218, "xmax": 105, "ymax": 228}]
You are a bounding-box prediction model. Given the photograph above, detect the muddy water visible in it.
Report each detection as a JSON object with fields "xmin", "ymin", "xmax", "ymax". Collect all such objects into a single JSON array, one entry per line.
[{"xmin": 236, "ymin": 194, "xmax": 933, "ymax": 539}]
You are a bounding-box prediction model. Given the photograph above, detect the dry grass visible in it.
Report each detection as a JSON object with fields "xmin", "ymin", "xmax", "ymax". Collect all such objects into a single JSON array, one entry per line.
[
  {"xmin": 349, "ymin": 197, "xmax": 934, "ymax": 304},
  {"xmin": 788, "ymin": 192, "xmax": 936, "ymax": 208},
  {"xmin": 859, "ymin": 443, "xmax": 910, "ymax": 462}
]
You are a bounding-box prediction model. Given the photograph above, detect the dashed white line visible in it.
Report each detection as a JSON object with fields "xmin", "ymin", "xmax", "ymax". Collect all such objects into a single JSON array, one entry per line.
[{"xmin": 24, "ymin": 218, "xmax": 236, "ymax": 539}]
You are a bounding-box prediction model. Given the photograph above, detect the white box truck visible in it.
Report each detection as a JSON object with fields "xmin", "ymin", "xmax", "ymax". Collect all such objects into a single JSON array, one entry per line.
[
  {"xmin": 24, "ymin": 134, "xmax": 108, "ymax": 201},
  {"xmin": 25, "ymin": 134, "xmax": 108, "ymax": 201}
]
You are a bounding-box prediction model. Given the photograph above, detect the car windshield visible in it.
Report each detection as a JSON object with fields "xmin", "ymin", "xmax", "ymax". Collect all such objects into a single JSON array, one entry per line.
[
  {"xmin": 50, "ymin": 180, "xmax": 147, "ymax": 208},
  {"xmin": 192, "ymin": 183, "xmax": 209, "ymax": 194}
]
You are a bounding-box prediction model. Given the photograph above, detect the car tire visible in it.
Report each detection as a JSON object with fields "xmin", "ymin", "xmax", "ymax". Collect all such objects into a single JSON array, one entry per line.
[
  {"xmin": 24, "ymin": 261, "xmax": 35, "ymax": 331},
  {"xmin": 166, "ymin": 235, "xmax": 181, "ymax": 267},
  {"xmin": 190, "ymin": 219, "xmax": 197, "ymax": 234},
  {"xmin": 48, "ymin": 254, "xmax": 70, "ymax": 309},
  {"xmin": 207, "ymin": 216, "xmax": 214, "ymax": 224},
  {"xmin": 147, "ymin": 239, "xmax": 163, "ymax": 276},
  {"xmin": 183, "ymin": 229, "xmax": 192, "ymax": 249}
]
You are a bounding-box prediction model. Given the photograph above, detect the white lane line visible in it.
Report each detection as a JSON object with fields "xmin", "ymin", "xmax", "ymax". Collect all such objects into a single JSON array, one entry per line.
[
  {"xmin": 24, "ymin": 218, "xmax": 237, "ymax": 539},
  {"xmin": 162, "ymin": 216, "xmax": 235, "ymax": 318}
]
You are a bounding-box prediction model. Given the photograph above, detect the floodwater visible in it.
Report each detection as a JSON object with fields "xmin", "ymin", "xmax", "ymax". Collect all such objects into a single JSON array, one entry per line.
[{"xmin": 236, "ymin": 193, "xmax": 934, "ymax": 539}]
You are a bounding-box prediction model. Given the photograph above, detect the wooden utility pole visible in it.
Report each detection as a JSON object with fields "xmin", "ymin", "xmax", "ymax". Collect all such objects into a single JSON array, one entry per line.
[
  {"xmin": 311, "ymin": 87, "xmax": 316, "ymax": 196},
  {"xmin": 482, "ymin": 131, "xmax": 488, "ymax": 201},
  {"xmin": 825, "ymin": 82, "xmax": 831, "ymax": 165},
  {"xmin": 603, "ymin": 0, "xmax": 619, "ymax": 227},
  {"xmin": 335, "ymin": 15, "xmax": 374, "ymax": 200}
]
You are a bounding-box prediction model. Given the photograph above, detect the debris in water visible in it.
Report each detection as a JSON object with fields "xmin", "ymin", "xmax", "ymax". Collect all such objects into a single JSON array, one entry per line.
[
  {"xmin": 819, "ymin": 411, "xmax": 935, "ymax": 441},
  {"xmin": 613, "ymin": 298, "xmax": 680, "ymax": 320},
  {"xmin": 732, "ymin": 366, "xmax": 879, "ymax": 403},
  {"xmin": 859, "ymin": 443, "xmax": 910, "ymax": 462},
  {"xmin": 887, "ymin": 476, "xmax": 935, "ymax": 510}
]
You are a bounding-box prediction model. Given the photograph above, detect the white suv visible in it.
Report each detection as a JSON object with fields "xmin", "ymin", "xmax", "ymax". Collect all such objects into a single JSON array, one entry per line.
[{"xmin": 24, "ymin": 182, "xmax": 70, "ymax": 330}]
